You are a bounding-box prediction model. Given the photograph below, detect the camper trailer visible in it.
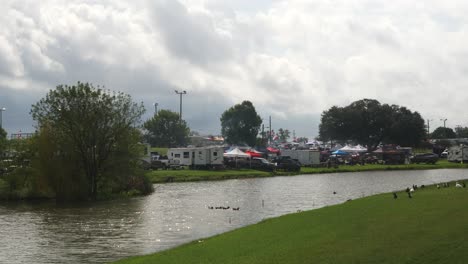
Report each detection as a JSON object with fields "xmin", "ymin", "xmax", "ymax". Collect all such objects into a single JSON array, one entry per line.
[
  {"xmin": 167, "ymin": 146, "xmax": 224, "ymax": 169},
  {"xmin": 193, "ymin": 146, "xmax": 224, "ymax": 169},
  {"xmin": 167, "ymin": 148, "xmax": 194, "ymax": 166},
  {"xmin": 280, "ymin": 149, "xmax": 321, "ymax": 166},
  {"xmin": 447, "ymin": 145, "xmax": 468, "ymax": 163}
]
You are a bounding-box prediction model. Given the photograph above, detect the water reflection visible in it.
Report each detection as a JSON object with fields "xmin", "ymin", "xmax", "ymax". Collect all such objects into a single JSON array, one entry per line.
[{"xmin": 0, "ymin": 169, "xmax": 467, "ymax": 263}]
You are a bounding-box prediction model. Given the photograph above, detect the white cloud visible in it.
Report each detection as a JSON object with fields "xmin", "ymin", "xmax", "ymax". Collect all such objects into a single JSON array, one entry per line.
[{"xmin": 1, "ymin": 0, "xmax": 468, "ymax": 137}]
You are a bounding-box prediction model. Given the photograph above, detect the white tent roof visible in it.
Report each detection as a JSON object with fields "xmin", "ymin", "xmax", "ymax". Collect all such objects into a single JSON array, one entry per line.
[
  {"xmin": 224, "ymin": 148, "xmax": 250, "ymax": 158},
  {"xmin": 339, "ymin": 144, "xmax": 367, "ymax": 153}
]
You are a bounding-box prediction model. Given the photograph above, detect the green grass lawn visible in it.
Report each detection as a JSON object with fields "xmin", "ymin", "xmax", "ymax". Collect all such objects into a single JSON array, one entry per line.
[
  {"xmin": 113, "ymin": 183, "xmax": 468, "ymax": 264},
  {"xmin": 146, "ymin": 168, "xmax": 273, "ymax": 183},
  {"xmin": 146, "ymin": 160, "xmax": 468, "ymax": 183}
]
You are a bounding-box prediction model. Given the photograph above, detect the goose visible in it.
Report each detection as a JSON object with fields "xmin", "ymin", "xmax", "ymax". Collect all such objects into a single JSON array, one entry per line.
[
  {"xmin": 455, "ymin": 182, "xmax": 462, "ymax": 188},
  {"xmin": 393, "ymin": 192, "xmax": 398, "ymax": 199}
]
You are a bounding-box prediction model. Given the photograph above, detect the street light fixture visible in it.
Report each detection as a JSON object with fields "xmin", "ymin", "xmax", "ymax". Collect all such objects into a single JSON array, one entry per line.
[
  {"xmin": 0, "ymin": 107, "xmax": 6, "ymax": 129},
  {"xmin": 175, "ymin": 90, "xmax": 187, "ymax": 121},
  {"xmin": 153, "ymin": 102, "xmax": 158, "ymax": 115},
  {"xmin": 440, "ymin": 118, "xmax": 447, "ymax": 128}
]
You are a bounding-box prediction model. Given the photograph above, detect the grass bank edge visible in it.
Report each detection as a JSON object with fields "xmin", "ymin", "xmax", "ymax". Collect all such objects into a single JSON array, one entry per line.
[
  {"xmin": 112, "ymin": 181, "xmax": 468, "ymax": 264},
  {"xmin": 146, "ymin": 160, "xmax": 468, "ymax": 183}
]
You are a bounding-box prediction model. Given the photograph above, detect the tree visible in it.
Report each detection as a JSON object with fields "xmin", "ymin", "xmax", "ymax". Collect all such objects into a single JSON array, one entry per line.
[
  {"xmin": 30, "ymin": 82, "xmax": 147, "ymax": 200},
  {"xmin": 431, "ymin": 127, "xmax": 456, "ymax": 139},
  {"xmin": 220, "ymin": 101, "xmax": 262, "ymax": 146},
  {"xmin": 455, "ymin": 126, "xmax": 468, "ymax": 138},
  {"xmin": 0, "ymin": 128, "xmax": 6, "ymax": 158},
  {"xmin": 143, "ymin": 109, "xmax": 190, "ymax": 147},
  {"xmin": 277, "ymin": 128, "xmax": 291, "ymax": 142},
  {"xmin": 319, "ymin": 99, "xmax": 426, "ymax": 150}
]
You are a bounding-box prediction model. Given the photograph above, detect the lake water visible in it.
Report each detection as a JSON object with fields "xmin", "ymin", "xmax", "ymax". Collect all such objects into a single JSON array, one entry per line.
[{"xmin": 1, "ymin": 169, "xmax": 467, "ymax": 263}]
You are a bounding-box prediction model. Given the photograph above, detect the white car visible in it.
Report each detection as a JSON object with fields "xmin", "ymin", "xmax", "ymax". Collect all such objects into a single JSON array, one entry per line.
[{"xmin": 440, "ymin": 150, "xmax": 448, "ymax": 158}]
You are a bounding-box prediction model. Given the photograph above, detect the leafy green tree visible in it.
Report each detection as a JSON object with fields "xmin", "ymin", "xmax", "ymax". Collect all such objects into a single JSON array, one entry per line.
[
  {"xmin": 431, "ymin": 127, "xmax": 456, "ymax": 139},
  {"xmin": 30, "ymin": 82, "xmax": 148, "ymax": 200},
  {"xmin": 143, "ymin": 109, "xmax": 190, "ymax": 147},
  {"xmin": 383, "ymin": 105, "xmax": 426, "ymax": 146},
  {"xmin": 455, "ymin": 126, "xmax": 468, "ymax": 138},
  {"xmin": 0, "ymin": 128, "xmax": 6, "ymax": 158},
  {"xmin": 220, "ymin": 101, "xmax": 262, "ymax": 146},
  {"xmin": 277, "ymin": 128, "xmax": 291, "ymax": 142},
  {"xmin": 319, "ymin": 99, "xmax": 425, "ymax": 150}
]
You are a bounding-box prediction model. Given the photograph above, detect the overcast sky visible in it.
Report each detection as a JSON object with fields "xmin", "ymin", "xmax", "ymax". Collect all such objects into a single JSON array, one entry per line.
[{"xmin": 1, "ymin": 0, "xmax": 468, "ymax": 139}]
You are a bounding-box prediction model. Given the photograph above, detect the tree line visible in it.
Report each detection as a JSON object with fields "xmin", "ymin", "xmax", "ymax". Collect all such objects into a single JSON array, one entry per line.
[{"xmin": 1, "ymin": 82, "xmax": 461, "ymax": 201}]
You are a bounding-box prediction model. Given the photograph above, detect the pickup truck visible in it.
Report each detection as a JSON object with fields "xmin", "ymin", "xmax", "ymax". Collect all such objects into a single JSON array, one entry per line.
[
  {"xmin": 272, "ymin": 156, "xmax": 301, "ymax": 172},
  {"xmin": 151, "ymin": 158, "xmax": 181, "ymax": 170},
  {"xmin": 410, "ymin": 153, "xmax": 439, "ymax": 164}
]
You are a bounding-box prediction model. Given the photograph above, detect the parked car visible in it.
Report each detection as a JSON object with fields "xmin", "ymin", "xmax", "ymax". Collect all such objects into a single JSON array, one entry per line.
[
  {"xmin": 273, "ymin": 156, "xmax": 301, "ymax": 172},
  {"xmin": 250, "ymin": 157, "xmax": 276, "ymax": 172},
  {"xmin": 410, "ymin": 153, "xmax": 439, "ymax": 164},
  {"xmin": 440, "ymin": 149, "xmax": 448, "ymax": 158}
]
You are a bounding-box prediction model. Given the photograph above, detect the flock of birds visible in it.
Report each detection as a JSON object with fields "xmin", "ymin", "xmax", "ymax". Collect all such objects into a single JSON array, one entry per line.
[
  {"xmin": 206, "ymin": 182, "xmax": 466, "ymax": 212},
  {"xmin": 207, "ymin": 206, "xmax": 240, "ymax": 211},
  {"xmin": 392, "ymin": 181, "xmax": 466, "ymax": 199}
]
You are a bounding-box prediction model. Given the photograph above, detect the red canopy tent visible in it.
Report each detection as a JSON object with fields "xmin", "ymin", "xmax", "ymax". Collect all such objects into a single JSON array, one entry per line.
[{"xmin": 245, "ymin": 149, "xmax": 263, "ymax": 157}]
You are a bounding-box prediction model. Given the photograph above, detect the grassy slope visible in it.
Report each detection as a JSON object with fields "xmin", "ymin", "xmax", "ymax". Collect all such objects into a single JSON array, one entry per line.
[{"xmin": 114, "ymin": 184, "xmax": 468, "ymax": 264}]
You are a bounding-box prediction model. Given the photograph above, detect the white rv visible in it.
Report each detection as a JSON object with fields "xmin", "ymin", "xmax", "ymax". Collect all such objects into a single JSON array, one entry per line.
[
  {"xmin": 447, "ymin": 145, "xmax": 468, "ymax": 163},
  {"xmin": 280, "ymin": 149, "xmax": 321, "ymax": 166},
  {"xmin": 167, "ymin": 148, "xmax": 194, "ymax": 166},
  {"xmin": 167, "ymin": 146, "xmax": 224, "ymax": 169}
]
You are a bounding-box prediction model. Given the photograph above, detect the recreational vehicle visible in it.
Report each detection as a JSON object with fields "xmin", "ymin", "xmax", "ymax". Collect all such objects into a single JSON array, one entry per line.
[
  {"xmin": 167, "ymin": 146, "xmax": 224, "ymax": 169},
  {"xmin": 447, "ymin": 145, "xmax": 468, "ymax": 163}
]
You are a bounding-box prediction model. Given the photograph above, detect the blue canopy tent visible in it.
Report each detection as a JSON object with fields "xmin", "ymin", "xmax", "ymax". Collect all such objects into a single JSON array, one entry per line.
[{"xmin": 332, "ymin": 149, "xmax": 349, "ymax": 155}]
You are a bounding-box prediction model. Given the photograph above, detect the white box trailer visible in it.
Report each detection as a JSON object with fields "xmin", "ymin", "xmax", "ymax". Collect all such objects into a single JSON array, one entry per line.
[
  {"xmin": 281, "ymin": 150, "xmax": 321, "ymax": 166},
  {"xmin": 167, "ymin": 148, "xmax": 194, "ymax": 166},
  {"xmin": 193, "ymin": 146, "xmax": 224, "ymax": 169},
  {"xmin": 168, "ymin": 147, "xmax": 225, "ymax": 169},
  {"xmin": 447, "ymin": 146, "xmax": 468, "ymax": 163}
]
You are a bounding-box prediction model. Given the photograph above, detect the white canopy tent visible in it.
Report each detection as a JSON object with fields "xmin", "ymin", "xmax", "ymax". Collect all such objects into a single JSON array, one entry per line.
[
  {"xmin": 223, "ymin": 148, "xmax": 250, "ymax": 158},
  {"xmin": 339, "ymin": 145, "xmax": 367, "ymax": 153}
]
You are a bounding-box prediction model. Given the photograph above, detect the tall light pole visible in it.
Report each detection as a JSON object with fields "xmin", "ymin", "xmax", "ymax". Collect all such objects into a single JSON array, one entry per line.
[
  {"xmin": 0, "ymin": 107, "xmax": 6, "ymax": 129},
  {"xmin": 175, "ymin": 90, "xmax": 187, "ymax": 121},
  {"xmin": 153, "ymin": 102, "xmax": 158, "ymax": 115},
  {"xmin": 440, "ymin": 118, "xmax": 447, "ymax": 128},
  {"xmin": 440, "ymin": 118, "xmax": 448, "ymax": 138}
]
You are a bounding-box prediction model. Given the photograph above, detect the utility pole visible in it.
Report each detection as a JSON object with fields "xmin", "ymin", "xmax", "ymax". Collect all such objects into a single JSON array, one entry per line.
[
  {"xmin": 269, "ymin": 115, "xmax": 272, "ymax": 145},
  {"xmin": 261, "ymin": 124, "xmax": 265, "ymax": 146},
  {"xmin": 175, "ymin": 90, "xmax": 187, "ymax": 121},
  {"xmin": 0, "ymin": 107, "xmax": 5, "ymax": 129},
  {"xmin": 427, "ymin": 119, "xmax": 432, "ymax": 135}
]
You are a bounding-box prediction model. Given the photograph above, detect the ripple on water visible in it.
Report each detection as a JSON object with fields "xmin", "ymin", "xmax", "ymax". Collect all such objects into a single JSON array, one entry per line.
[{"xmin": 0, "ymin": 169, "xmax": 467, "ymax": 263}]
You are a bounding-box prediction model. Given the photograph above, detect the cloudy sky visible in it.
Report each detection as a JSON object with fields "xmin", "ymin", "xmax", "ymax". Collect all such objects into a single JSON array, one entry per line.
[{"xmin": 1, "ymin": 0, "xmax": 468, "ymax": 138}]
